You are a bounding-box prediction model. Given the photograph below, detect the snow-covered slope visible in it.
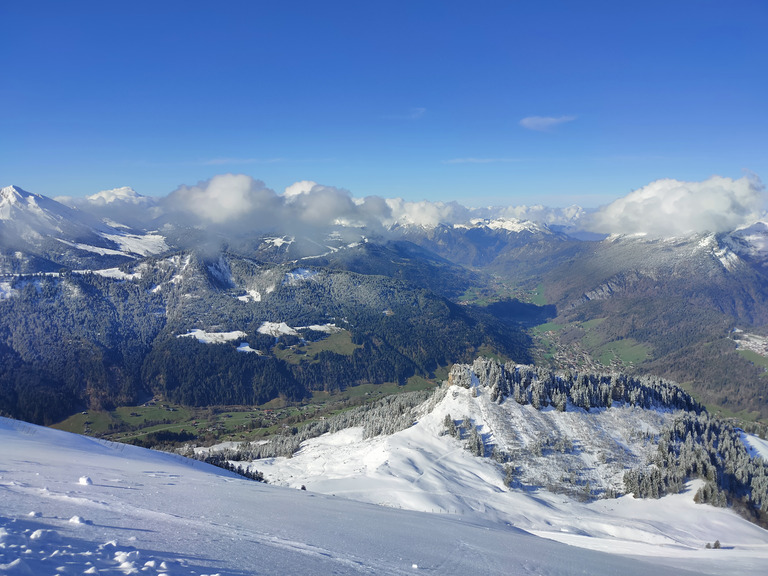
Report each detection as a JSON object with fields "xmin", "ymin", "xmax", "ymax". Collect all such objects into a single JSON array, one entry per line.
[
  {"xmin": 0, "ymin": 185, "xmax": 168, "ymax": 272},
  {"xmin": 0, "ymin": 417, "xmax": 703, "ymax": 576},
  {"xmin": 727, "ymin": 220, "xmax": 768, "ymax": 266},
  {"xmin": 253, "ymin": 383, "xmax": 768, "ymax": 575}
]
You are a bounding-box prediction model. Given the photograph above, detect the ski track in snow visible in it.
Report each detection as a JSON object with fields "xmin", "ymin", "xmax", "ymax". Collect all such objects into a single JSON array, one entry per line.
[
  {"xmin": 253, "ymin": 385, "xmax": 768, "ymax": 575},
  {"xmin": 0, "ymin": 415, "xmax": 731, "ymax": 576}
]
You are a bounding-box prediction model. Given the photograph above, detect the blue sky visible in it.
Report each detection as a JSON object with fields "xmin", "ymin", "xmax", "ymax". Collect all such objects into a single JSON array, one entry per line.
[{"xmin": 2, "ymin": 1, "xmax": 766, "ymax": 207}]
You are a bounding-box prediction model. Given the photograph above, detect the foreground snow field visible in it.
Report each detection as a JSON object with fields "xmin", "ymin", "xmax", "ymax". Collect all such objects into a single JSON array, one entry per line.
[
  {"xmin": 253, "ymin": 384, "xmax": 768, "ymax": 576},
  {"xmin": 0, "ymin": 416, "xmax": 728, "ymax": 576}
]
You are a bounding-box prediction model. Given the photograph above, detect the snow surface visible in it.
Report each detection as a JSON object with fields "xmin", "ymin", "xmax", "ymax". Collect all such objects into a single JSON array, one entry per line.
[
  {"xmin": 55, "ymin": 238, "xmax": 132, "ymax": 257},
  {"xmin": 741, "ymin": 432, "xmax": 768, "ymax": 462},
  {"xmin": 257, "ymin": 322, "xmax": 298, "ymax": 337},
  {"xmin": 0, "ymin": 281, "xmax": 17, "ymax": 299},
  {"xmin": 263, "ymin": 236, "xmax": 293, "ymax": 248},
  {"xmin": 298, "ymin": 323, "xmax": 342, "ymax": 333},
  {"xmin": 283, "ymin": 268, "xmax": 318, "ymax": 285},
  {"xmin": 236, "ymin": 289, "xmax": 262, "ymax": 302},
  {"xmin": 177, "ymin": 329, "xmax": 247, "ymax": 344},
  {"xmin": 88, "ymin": 268, "xmax": 142, "ymax": 281},
  {"xmin": 0, "ymin": 416, "xmax": 716, "ymax": 575},
  {"xmin": 253, "ymin": 385, "xmax": 768, "ymax": 575},
  {"xmin": 236, "ymin": 342, "xmax": 261, "ymax": 354},
  {"xmin": 473, "ymin": 217, "xmax": 545, "ymax": 234},
  {"xmin": 699, "ymin": 234, "xmax": 740, "ymax": 271},
  {"xmin": 102, "ymin": 232, "xmax": 168, "ymax": 256}
]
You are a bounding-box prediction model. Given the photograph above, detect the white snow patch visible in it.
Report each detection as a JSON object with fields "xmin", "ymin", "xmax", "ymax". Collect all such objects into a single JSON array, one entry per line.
[
  {"xmin": 178, "ymin": 329, "xmax": 247, "ymax": 344},
  {"xmin": 55, "ymin": 238, "xmax": 132, "ymax": 257},
  {"xmin": 298, "ymin": 323, "xmax": 342, "ymax": 334},
  {"xmin": 283, "ymin": 268, "xmax": 318, "ymax": 286},
  {"xmin": 0, "ymin": 281, "xmax": 17, "ymax": 299},
  {"xmin": 236, "ymin": 342, "xmax": 261, "ymax": 354},
  {"xmin": 699, "ymin": 234, "xmax": 740, "ymax": 270},
  {"xmin": 101, "ymin": 232, "xmax": 168, "ymax": 256},
  {"xmin": 741, "ymin": 433, "xmax": 768, "ymax": 461},
  {"xmin": 263, "ymin": 236, "xmax": 294, "ymax": 248},
  {"xmin": 237, "ymin": 289, "xmax": 262, "ymax": 302},
  {"xmin": 257, "ymin": 322, "xmax": 298, "ymax": 337},
  {"xmin": 89, "ymin": 268, "xmax": 141, "ymax": 280}
]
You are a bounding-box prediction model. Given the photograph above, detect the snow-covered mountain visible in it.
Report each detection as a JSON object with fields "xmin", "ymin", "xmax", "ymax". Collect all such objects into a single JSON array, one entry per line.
[
  {"xmin": 2, "ymin": 182, "xmax": 768, "ymax": 422},
  {"xmin": 202, "ymin": 362, "xmax": 768, "ymax": 575},
  {"xmin": 2, "ymin": 414, "xmax": 757, "ymax": 576},
  {"xmin": 0, "ymin": 185, "xmax": 168, "ymax": 273},
  {"xmin": 1, "ymin": 415, "xmax": 716, "ymax": 576},
  {"xmin": 727, "ymin": 220, "xmax": 768, "ymax": 266}
]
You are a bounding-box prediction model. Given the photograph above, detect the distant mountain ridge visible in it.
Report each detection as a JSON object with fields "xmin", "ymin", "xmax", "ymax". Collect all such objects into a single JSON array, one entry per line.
[{"xmin": 1, "ymin": 184, "xmax": 768, "ymax": 422}]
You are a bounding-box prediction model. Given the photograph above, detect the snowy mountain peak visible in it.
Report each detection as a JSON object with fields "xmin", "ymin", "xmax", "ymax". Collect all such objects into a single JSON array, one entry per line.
[
  {"xmin": 1, "ymin": 185, "xmax": 35, "ymax": 204},
  {"xmin": 727, "ymin": 220, "xmax": 768, "ymax": 264},
  {"xmin": 1, "ymin": 184, "xmax": 28, "ymax": 200},
  {"xmin": 468, "ymin": 216, "xmax": 548, "ymax": 234},
  {"xmin": 0, "ymin": 185, "xmax": 52, "ymax": 221}
]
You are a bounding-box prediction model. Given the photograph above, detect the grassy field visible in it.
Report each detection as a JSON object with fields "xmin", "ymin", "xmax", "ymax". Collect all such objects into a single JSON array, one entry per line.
[
  {"xmin": 531, "ymin": 321, "xmax": 565, "ymax": 335},
  {"xmin": 529, "ymin": 284, "xmax": 548, "ymax": 306},
  {"xmin": 595, "ymin": 339, "xmax": 650, "ymax": 365},
  {"xmin": 738, "ymin": 349, "xmax": 768, "ymax": 378},
  {"xmin": 274, "ymin": 330, "xmax": 361, "ymax": 364},
  {"xmin": 51, "ymin": 373, "xmax": 443, "ymax": 447},
  {"xmin": 531, "ymin": 322, "xmax": 564, "ymax": 361}
]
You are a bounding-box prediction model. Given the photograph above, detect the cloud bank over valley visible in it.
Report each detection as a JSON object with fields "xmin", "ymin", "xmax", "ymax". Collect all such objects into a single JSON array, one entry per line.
[{"xmin": 53, "ymin": 174, "xmax": 767, "ymax": 240}]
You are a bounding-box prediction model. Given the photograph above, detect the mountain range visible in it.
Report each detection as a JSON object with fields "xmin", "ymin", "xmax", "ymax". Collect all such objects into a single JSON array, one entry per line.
[
  {"xmin": 3, "ymin": 182, "xmax": 768, "ymax": 573},
  {"xmin": 2, "ymin": 183, "xmax": 767, "ymax": 423}
]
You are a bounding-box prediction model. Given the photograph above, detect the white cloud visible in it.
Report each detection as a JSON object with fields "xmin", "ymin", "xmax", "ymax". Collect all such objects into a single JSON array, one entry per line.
[
  {"xmin": 283, "ymin": 180, "xmax": 318, "ymax": 199},
  {"xmin": 164, "ymin": 174, "xmax": 280, "ymax": 225},
  {"xmin": 587, "ymin": 175, "xmax": 766, "ymax": 237},
  {"xmin": 385, "ymin": 198, "xmax": 471, "ymax": 228},
  {"xmin": 519, "ymin": 115, "xmax": 576, "ymax": 131},
  {"xmin": 62, "ymin": 173, "xmax": 765, "ymax": 245},
  {"xmin": 161, "ymin": 176, "xmax": 394, "ymax": 237}
]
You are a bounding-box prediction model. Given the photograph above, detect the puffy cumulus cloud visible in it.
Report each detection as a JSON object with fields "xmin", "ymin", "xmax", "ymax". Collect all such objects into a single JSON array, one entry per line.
[
  {"xmin": 587, "ymin": 175, "xmax": 766, "ymax": 237},
  {"xmin": 285, "ymin": 183, "xmax": 364, "ymax": 227},
  {"xmin": 283, "ymin": 180, "xmax": 317, "ymax": 199},
  {"xmin": 164, "ymin": 174, "xmax": 281, "ymax": 226},
  {"xmin": 492, "ymin": 204, "xmax": 586, "ymax": 227},
  {"xmin": 162, "ymin": 176, "xmax": 394, "ymax": 236}
]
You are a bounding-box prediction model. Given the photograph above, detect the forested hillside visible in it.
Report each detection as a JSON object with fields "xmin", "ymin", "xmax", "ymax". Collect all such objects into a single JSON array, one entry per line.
[
  {"xmin": 400, "ymin": 224, "xmax": 768, "ymax": 419},
  {"xmin": 0, "ymin": 250, "xmax": 531, "ymax": 424}
]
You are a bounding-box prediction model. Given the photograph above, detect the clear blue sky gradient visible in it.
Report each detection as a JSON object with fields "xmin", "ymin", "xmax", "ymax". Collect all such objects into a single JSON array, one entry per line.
[{"xmin": 2, "ymin": 1, "xmax": 766, "ymax": 207}]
